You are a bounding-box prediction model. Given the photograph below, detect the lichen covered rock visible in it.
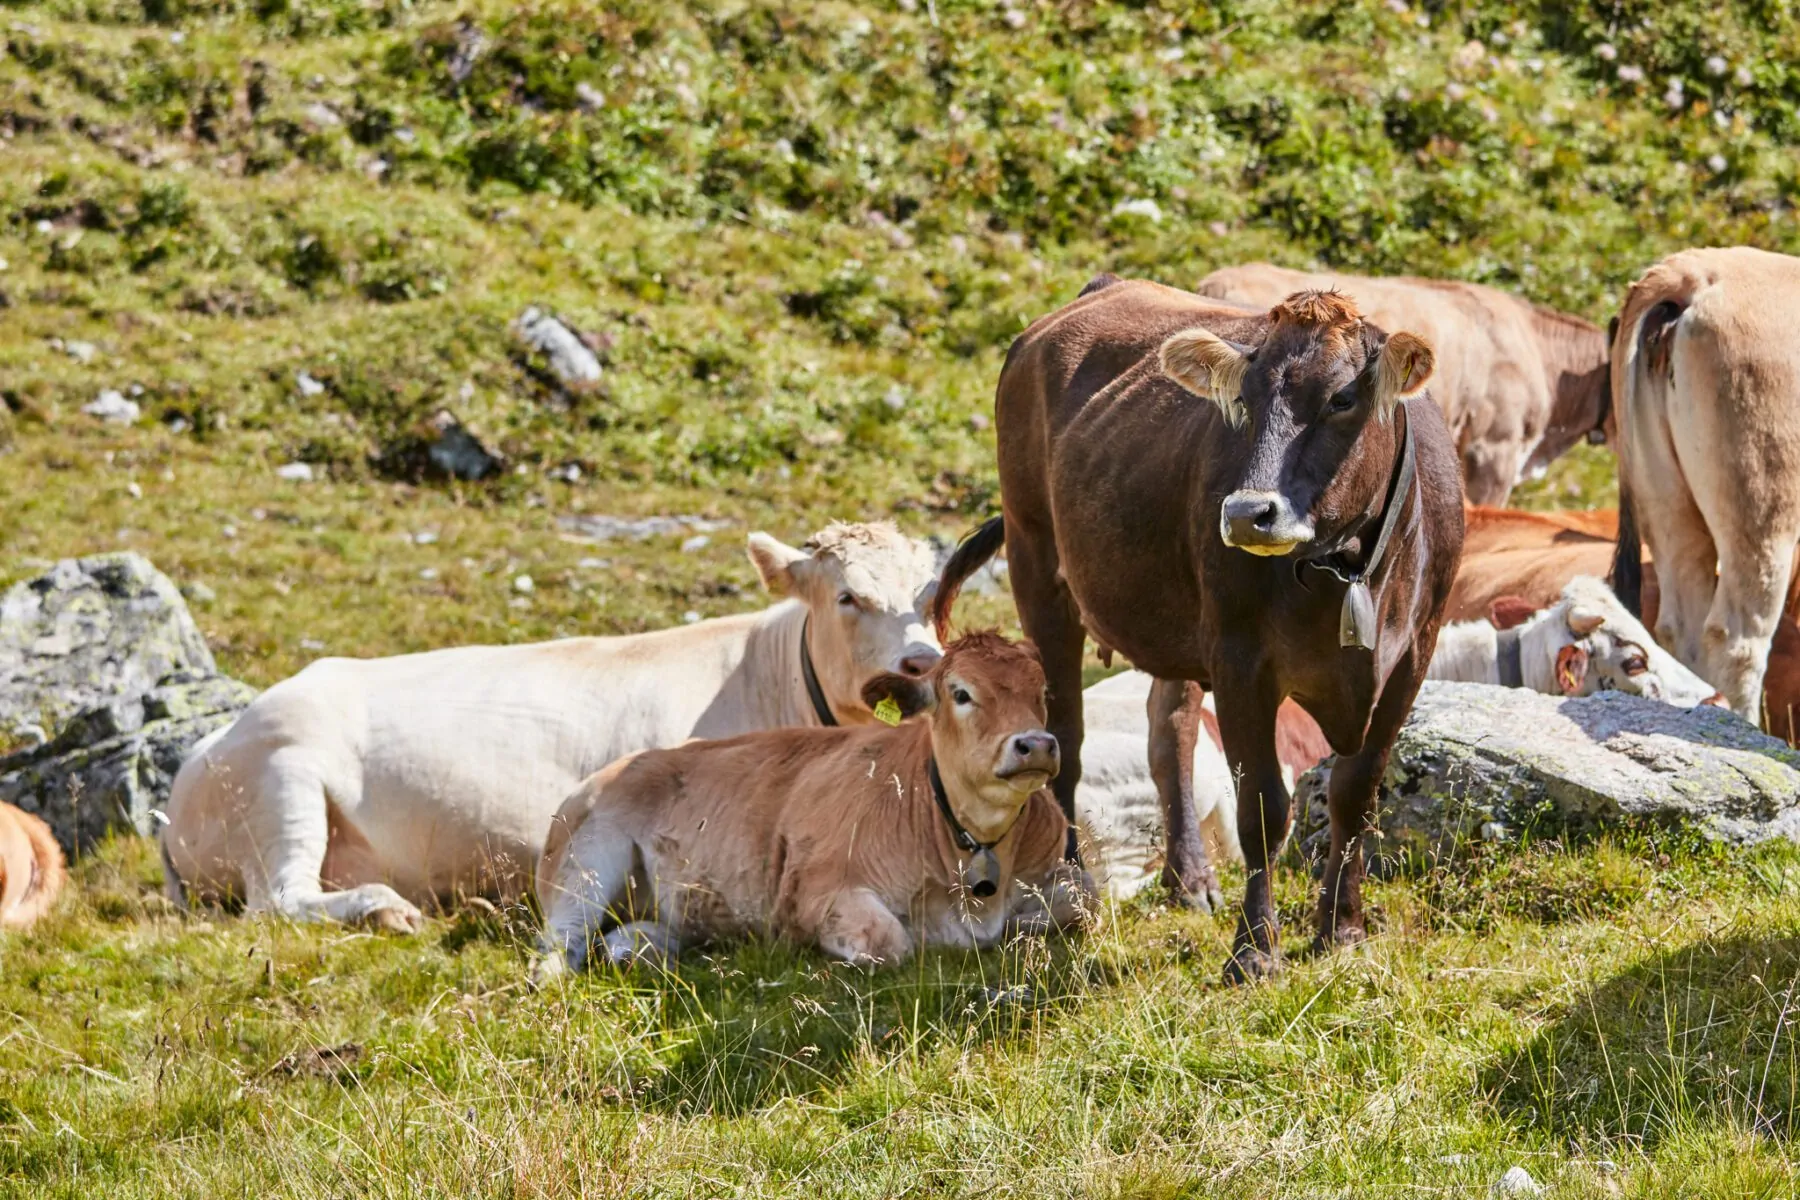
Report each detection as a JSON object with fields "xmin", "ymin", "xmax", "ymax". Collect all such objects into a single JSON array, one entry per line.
[
  {"xmin": 1, "ymin": 552, "xmax": 217, "ymax": 732},
  {"xmin": 0, "ymin": 555, "xmax": 256, "ymax": 853},
  {"xmin": 1294, "ymin": 682, "xmax": 1800, "ymax": 874}
]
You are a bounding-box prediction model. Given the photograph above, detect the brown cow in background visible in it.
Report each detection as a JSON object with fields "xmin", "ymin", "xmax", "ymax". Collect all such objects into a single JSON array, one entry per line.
[
  {"xmin": 936, "ymin": 278, "xmax": 1463, "ymax": 983},
  {"xmin": 1197, "ymin": 263, "xmax": 1610, "ymax": 506},
  {"xmin": 1, "ymin": 801, "xmax": 65, "ymax": 931}
]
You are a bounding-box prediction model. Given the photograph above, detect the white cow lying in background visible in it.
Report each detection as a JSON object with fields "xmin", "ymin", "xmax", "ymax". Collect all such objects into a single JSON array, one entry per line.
[
  {"xmin": 161, "ymin": 522, "xmax": 942, "ymax": 931},
  {"xmin": 1425, "ymin": 576, "xmax": 1722, "ymax": 705},
  {"xmin": 1080, "ymin": 576, "xmax": 1722, "ymax": 898}
]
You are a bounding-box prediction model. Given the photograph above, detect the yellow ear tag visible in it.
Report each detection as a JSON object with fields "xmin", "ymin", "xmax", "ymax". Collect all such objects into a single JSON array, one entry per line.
[{"xmin": 874, "ymin": 696, "xmax": 903, "ymax": 726}]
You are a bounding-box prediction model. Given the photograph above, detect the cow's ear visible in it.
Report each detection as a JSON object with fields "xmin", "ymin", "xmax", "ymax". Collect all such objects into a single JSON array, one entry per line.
[
  {"xmin": 747, "ymin": 533, "xmax": 810, "ymax": 596},
  {"xmin": 1555, "ymin": 643, "xmax": 1590, "ymax": 695},
  {"xmin": 1375, "ymin": 331, "xmax": 1435, "ymax": 416},
  {"xmin": 1488, "ymin": 595, "xmax": 1538, "ymax": 631},
  {"xmin": 860, "ymin": 673, "xmax": 935, "ymax": 720},
  {"xmin": 1159, "ymin": 327, "xmax": 1251, "ymax": 427}
]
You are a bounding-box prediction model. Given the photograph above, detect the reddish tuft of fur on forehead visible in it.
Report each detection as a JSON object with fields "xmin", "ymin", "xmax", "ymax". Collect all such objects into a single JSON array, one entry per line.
[
  {"xmin": 1271, "ymin": 289, "xmax": 1362, "ymax": 330},
  {"xmin": 941, "ymin": 630, "xmax": 1044, "ymax": 688}
]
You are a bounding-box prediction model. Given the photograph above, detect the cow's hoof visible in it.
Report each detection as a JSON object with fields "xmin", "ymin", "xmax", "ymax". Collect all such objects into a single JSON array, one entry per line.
[
  {"xmin": 1222, "ymin": 945, "xmax": 1281, "ymax": 986},
  {"xmin": 1313, "ymin": 925, "xmax": 1367, "ymax": 955},
  {"xmin": 1173, "ymin": 883, "xmax": 1225, "ymax": 914},
  {"xmin": 365, "ymin": 905, "xmax": 423, "ymax": 934},
  {"xmin": 528, "ymin": 951, "xmax": 574, "ymax": 988}
]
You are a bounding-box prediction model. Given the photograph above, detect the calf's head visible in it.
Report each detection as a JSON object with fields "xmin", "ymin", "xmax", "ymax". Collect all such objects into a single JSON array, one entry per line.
[
  {"xmin": 749, "ymin": 521, "xmax": 942, "ymax": 721},
  {"xmin": 861, "ymin": 632, "xmax": 1058, "ymax": 845},
  {"xmin": 1501, "ymin": 577, "xmax": 1724, "ymax": 706},
  {"xmin": 1159, "ymin": 290, "xmax": 1435, "ymax": 557}
]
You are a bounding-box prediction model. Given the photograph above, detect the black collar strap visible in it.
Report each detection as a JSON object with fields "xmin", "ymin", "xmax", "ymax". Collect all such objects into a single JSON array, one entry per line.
[
  {"xmin": 1306, "ymin": 400, "xmax": 1418, "ymax": 650},
  {"xmin": 1496, "ymin": 626, "xmax": 1524, "ymax": 688},
  {"xmin": 799, "ymin": 616, "xmax": 837, "ymax": 727},
  {"xmin": 928, "ymin": 757, "xmax": 1005, "ymax": 898}
]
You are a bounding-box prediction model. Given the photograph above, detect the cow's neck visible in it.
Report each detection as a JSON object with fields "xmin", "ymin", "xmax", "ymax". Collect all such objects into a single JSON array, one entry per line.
[
  {"xmin": 733, "ymin": 600, "xmax": 845, "ymax": 730},
  {"xmin": 1535, "ymin": 311, "xmax": 1612, "ymax": 461},
  {"xmin": 1425, "ymin": 620, "xmax": 1509, "ymax": 686}
]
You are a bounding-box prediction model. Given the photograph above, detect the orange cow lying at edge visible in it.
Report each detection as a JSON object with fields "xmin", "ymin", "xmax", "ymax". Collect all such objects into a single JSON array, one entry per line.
[
  {"xmin": 1, "ymin": 801, "xmax": 65, "ymax": 930},
  {"xmin": 535, "ymin": 632, "xmax": 1094, "ymax": 973},
  {"xmin": 1450, "ymin": 506, "xmax": 1800, "ymax": 742}
]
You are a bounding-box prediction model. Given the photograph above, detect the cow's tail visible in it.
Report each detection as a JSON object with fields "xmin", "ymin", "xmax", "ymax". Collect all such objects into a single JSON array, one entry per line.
[
  {"xmin": 932, "ymin": 516, "xmax": 1006, "ymax": 641},
  {"xmin": 1608, "ymin": 258, "xmax": 1708, "ymax": 619},
  {"xmin": 3, "ymin": 806, "xmax": 66, "ymax": 929},
  {"xmin": 1611, "ymin": 476, "xmax": 1644, "ymax": 618}
]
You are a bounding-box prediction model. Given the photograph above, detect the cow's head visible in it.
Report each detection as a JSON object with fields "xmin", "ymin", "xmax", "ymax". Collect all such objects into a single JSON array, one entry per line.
[
  {"xmin": 1497, "ymin": 576, "xmax": 1725, "ymax": 706},
  {"xmin": 861, "ymin": 631, "xmax": 1057, "ymax": 845},
  {"xmin": 748, "ymin": 521, "xmax": 942, "ymax": 722},
  {"xmin": 1159, "ymin": 290, "xmax": 1434, "ymax": 557}
]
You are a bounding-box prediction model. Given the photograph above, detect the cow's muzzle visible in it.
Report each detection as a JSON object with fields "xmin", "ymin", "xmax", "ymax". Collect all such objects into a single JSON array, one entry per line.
[
  {"xmin": 996, "ymin": 730, "xmax": 1059, "ymax": 790},
  {"xmin": 1220, "ymin": 490, "xmax": 1314, "ymax": 556}
]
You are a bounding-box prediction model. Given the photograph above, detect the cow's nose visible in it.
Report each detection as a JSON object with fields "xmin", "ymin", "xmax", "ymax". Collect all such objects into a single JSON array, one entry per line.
[
  {"xmin": 1220, "ymin": 490, "xmax": 1312, "ymax": 552},
  {"xmin": 897, "ymin": 647, "xmax": 941, "ymax": 677},
  {"xmin": 1222, "ymin": 492, "xmax": 1282, "ymax": 533},
  {"xmin": 1012, "ymin": 732, "xmax": 1059, "ymax": 763}
]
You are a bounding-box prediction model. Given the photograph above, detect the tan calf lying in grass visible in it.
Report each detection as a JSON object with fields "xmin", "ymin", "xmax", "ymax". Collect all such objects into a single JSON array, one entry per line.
[
  {"xmin": 0, "ymin": 801, "xmax": 64, "ymax": 930},
  {"xmin": 535, "ymin": 632, "xmax": 1094, "ymax": 973},
  {"xmin": 162, "ymin": 522, "xmax": 942, "ymax": 933}
]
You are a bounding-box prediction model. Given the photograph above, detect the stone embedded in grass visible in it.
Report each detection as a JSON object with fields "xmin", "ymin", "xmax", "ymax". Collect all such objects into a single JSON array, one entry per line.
[
  {"xmin": 295, "ymin": 371, "xmax": 326, "ymax": 398},
  {"xmin": 513, "ymin": 306, "xmax": 602, "ymax": 390},
  {"xmin": 1492, "ymin": 1166, "xmax": 1542, "ymax": 1196},
  {"xmin": 275, "ymin": 462, "xmax": 316, "ymax": 482},
  {"xmin": 680, "ymin": 535, "xmax": 710, "ymax": 554},
  {"xmin": 556, "ymin": 514, "xmax": 730, "ymax": 543},
  {"xmin": 82, "ymin": 390, "xmax": 140, "ymax": 425},
  {"xmin": 513, "ymin": 575, "xmax": 534, "ymax": 594},
  {"xmin": 1294, "ymin": 683, "xmax": 1800, "ymax": 875}
]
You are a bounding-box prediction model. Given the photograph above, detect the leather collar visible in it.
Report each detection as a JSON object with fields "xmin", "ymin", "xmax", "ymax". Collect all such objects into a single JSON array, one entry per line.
[{"xmin": 799, "ymin": 616, "xmax": 837, "ymax": 726}]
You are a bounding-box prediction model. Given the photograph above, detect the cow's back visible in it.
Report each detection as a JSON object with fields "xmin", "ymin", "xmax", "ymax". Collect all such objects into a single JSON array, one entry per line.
[{"xmin": 166, "ymin": 614, "xmax": 772, "ymax": 899}]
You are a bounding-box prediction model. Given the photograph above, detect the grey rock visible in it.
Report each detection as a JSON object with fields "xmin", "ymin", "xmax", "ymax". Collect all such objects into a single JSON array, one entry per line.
[
  {"xmin": 556, "ymin": 513, "xmax": 729, "ymax": 543},
  {"xmin": 424, "ymin": 410, "xmax": 503, "ymax": 481},
  {"xmin": 1, "ymin": 553, "xmax": 217, "ymax": 731},
  {"xmin": 513, "ymin": 306, "xmax": 602, "ymax": 388},
  {"xmin": 0, "ymin": 671, "xmax": 257, "ymax": 852},
  {"xmin": 83, "ymin": 390, "xmax": 140, "ymax": 424},
  {"xmin": 0, "ymin": 555, "xmax": 256, "ymax": 853},
  {"xmin": 1492, "ymin": 1166, "xmax": 1543, "ymax": 1196},
  {"xmin": 1294, "ymin": 683, "xmax": 1800, "ymax": 875}
]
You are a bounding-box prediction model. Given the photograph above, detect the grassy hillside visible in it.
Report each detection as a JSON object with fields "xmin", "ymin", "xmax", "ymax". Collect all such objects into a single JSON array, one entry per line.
[{"xmin": 6, "ymin": 0, "xmax": 1800, "ymax": 1195}]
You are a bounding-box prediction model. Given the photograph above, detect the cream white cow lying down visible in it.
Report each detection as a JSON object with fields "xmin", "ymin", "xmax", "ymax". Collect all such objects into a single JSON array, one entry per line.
[
  {"xmin": 1079, "ymin": 576, "xmax": 1722, "ymax": 899},
  {"xmin": 161, "ymin": 522, "xmax": 942, "ymax": 931}
]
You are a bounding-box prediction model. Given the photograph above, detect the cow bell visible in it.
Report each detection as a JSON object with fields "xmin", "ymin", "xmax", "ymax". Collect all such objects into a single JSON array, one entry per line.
[
  {"xmin": 1340, "ymin": 580, "xmax": 1377, "ymax": 650},
  {"xmin": 962, "ymin": 847, "xmax": 1002, "ymax": 899}
]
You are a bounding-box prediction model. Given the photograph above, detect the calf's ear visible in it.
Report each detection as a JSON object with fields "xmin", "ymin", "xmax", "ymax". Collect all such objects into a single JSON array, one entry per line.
[
  {"xmin": 1555, "ymin": 643, "xmax": 1590, "ymax": 696},
  {"xmin": 860, "ymin": 673, "xmax": 936, "ymax": 720},
  {"xmin": 1159, "ymin": 327, "xmax": 1251, "ymax": 427},
  {"xmin": 747, "ymin": 533, "xmax": 810, "ymax": 596},
  {"xmin": 1375, "ymin": 331, "xmax": 1435, "ymax": 417},
  {"xmin": 1488, "ymin": 595, "xmax": 1538, "ymax": 631}
]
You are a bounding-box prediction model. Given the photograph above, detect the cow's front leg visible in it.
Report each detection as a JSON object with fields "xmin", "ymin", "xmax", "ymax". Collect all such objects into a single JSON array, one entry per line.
[
  {"xmin": 1148, "ymin": 678, "xmax": 1223, "ymax": 912},
  {"xmin": 1315, "ymin": 656, "xmax": 1420, "ymax": 951},
  {"xmin": 1213, "ymin": 674, "xmax": 1289, "ymax": 985},
  {"xmin": 815, "ymin": 888, "xmax": 913, "ymax": 966}
]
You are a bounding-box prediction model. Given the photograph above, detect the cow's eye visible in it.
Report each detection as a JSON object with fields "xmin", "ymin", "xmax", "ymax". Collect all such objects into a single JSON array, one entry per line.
[
  {"xmin": 1327, "ymin": 391, "xmax": 1357, "ymax": 415},
  {"xmin": 1623, "ymin": 654, "xmax": 1649, "ymax": 676},
  {"xmin": 837, "ymin": 591, "xmax": 857, "ymax": 608},
  {"xmin": 951, "ymin": 686, "xmax": 973, "ymax": 706}
]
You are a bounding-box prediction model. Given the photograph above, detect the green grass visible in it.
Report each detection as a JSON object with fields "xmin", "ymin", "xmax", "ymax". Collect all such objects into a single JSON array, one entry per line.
[
  {"xmin": 7, "ymin": 0, "xmax": 1800, "ymax": 1193},
  {"xmin": 4, "ymin": 834, "xmax": 1800, "ymax": 1196}
]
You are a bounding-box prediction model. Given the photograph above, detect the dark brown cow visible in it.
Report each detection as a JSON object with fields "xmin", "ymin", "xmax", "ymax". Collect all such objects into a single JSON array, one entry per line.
[{"xmin": 936, "ymin": 278, "xmax": 1464, "ymax": 982}]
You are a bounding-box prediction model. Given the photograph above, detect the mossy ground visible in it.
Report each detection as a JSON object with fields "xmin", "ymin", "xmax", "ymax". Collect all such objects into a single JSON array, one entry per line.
[{"xmin": 6, "ymin": 0, "xmax": 1800, "ymax": 1194}]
